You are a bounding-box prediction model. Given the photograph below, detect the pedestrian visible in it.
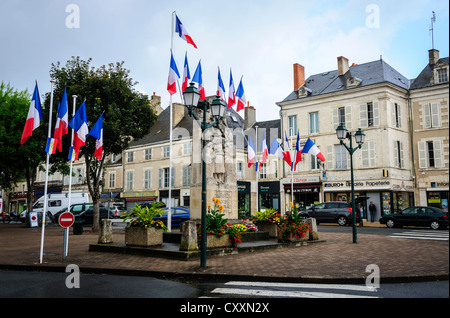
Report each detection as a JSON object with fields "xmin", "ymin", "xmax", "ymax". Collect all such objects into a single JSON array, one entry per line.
[{"xmin": 369, "ymin": 201, "xmax": 376, "ymax": 222}]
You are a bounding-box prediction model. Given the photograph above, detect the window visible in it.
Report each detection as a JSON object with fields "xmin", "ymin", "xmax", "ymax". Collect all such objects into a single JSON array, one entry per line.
[
  {"xmin": 338, "ymin": 107, "xmax": 345, "ymax": 125},
  {"xmin": 237, "ymin": 161, "xmax": 243, "ymax": 178},
  {"xmin": 418, "ymin": 140, "xmax": 443, "ymax": 168},
  {"xmin": 182, "ymin": 165, "xmax": 191, "ymax": 187},
  {"xmin": 310, "ymin": 154, "xmax": 319, "ymax": 170},
  {"xmin": 334, "ymin": 145, "xmax": 347, "ymax": 170},
  {"xmin": 109, "ymin": 172, "xmax": 115, "ymax": 188},
  {"xmin": 126, "ymin": 171, "xmax": 133, "ymax": 190},
  {"xmin": 393, "ymin": 141, "xmax": 404, "ymax": 168},
  {"xmin": 360, "ymin": 102, "xmax": 379, "ymax": 128},
  {"xmin": 288, "ymin": 115, "xmax": 297, "ymax": 137},
  {"xmin": 437, "ymin": 69, "xmax": 448, "ymax": 83},
  {"xmin": 424, "ymin": 103, "xmax": 441, "ymax": 128},
  {"xmin": 144, "ymin": 169, "xmax": 151, "ymax": 189},
  {"xmin": 259, "ymin": 163, "xmax": 267, "ymax": 179},
  {"xmin": 361, "ymin": 140, "xmax": 375, "ymax": 168},
  {"xmin": 309, "ymin": 112, "xmax": 319, "ymax": 134},
  {"xmin": 145, "ymin": 149, "xmax": 152, "ymax": 160},
  {"xmin": 333, "ymin": 106, "xmax": 352, "ymax": 130},
  {"xmin": 163, "ymin": 145, "xmax": 170, "ymax": 158},
  {"xmin": 127, "ymin": 151, "xmax": 134, "ymax": 162},
  {"xmin": 159, "ymin": 167, "xmax": 174, "ymax": 189},
  {"xmin": 392, "ymin": 103, "xmax": 401, "ymax": 128},
  {"xmin": 183, "ymin": 143, "xmax": 191, "ymax": 155}
]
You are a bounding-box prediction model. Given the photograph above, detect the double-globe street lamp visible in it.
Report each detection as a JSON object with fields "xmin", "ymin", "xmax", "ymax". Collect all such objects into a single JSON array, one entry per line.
[
  {"xmin": 336, "ymin": 123, "xmax": 365, "ymax": 243},
  {"xmin": 183, "ymin": 83, "xmax": 227, "ymax": 267}
]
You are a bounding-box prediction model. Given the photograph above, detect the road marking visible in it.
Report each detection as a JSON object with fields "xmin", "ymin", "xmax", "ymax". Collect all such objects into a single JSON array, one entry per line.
[{"xmin": 390, "ymin": 230, "xmax": 449, "ymax": 241}]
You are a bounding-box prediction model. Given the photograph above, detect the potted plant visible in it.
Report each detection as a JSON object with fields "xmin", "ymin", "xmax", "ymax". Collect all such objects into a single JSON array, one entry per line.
[
  {"xmin": 278, "ymin": 210, "xmax": 311, "ymax": 243},
  {"xmin": 121, "ymin": 202, "xmax": 168, "ymax": 247},
  {"xmin": 252, "ymin": 208, "xmax": 281, "ymax": 238},
  {"xmin": 197, "ymin": 197, "xmax": 232, "ymax": 248}
]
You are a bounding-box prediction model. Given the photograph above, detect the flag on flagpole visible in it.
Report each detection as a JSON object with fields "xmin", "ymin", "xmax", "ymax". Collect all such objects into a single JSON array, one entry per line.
[
  {"xmin": 192, "ymin": 60, "xmax": 205, "ymax": 100},
  {"xmin": 68, "ymin": 101, "xmax": 89, "ymax": 160},
  {"xmin": 283, "ymin": 132, "xmax": 293, "ymax": 168},
  {"xmin": 20, "ymin": 82, "xmax": 43, "ymax": 145},
  {"xmin": 236, "ymin": 76, "xmax": 246, "ymax": 112},
  {"xmin": 167, "ymin": 51, "xmax": 180, "ymax": 95},
  {"xmin": 293, "ymin": 130, "xmax": 302, "ymax": 171},
  {"xmin": 45, "ymin": 138, "xmax": 56, "ymax": 154},
  {"xmin": 217, "ymin": 67, "xmax": 226, "ymax": 101},
  {"xmin": 269, "ymin": 138, "xmax": 284, "ymax": 159},
  {"xmin": 302, "ymin": 138, "xmax": 326, "ymax": 162},
  {"xmin": 247, "ymin": 134, "xmax": 256, "ymax": 168},
  {"xmin": 261, "ymin": 130, "xmax": 268, "ymax": 165},
  {"xmin": 88, "ymin": 113, "xmax": 103, "ymax": 160},
  {"xmin": 53, "ymin": 86, "xmax": 69, "ymax": 152},
  {"xmin": 228, "ymin": 69, "xmax": 236, "ymax": 108},
  {"xmin": 182, "ymin": 52, "xmax": 190, "ymax": 93},
  {"xmin": 175, "ymin": 14, "xmax": 197, "ymax": 48}
]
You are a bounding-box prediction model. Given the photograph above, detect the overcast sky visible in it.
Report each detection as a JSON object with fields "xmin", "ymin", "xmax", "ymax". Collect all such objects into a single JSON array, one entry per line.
[{"xmin": 1, "ymin": 0, "xmax": 449, "ymax": 122}]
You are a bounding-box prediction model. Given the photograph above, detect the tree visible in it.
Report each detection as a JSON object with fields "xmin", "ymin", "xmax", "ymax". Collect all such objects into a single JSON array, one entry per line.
[
  {"xmin": 46, "ymin": 57, "xmax": 157, "ymax": 232},
  {"xmin": 0, "ymin": 82, "xmax": 47, "ymax": 216}
]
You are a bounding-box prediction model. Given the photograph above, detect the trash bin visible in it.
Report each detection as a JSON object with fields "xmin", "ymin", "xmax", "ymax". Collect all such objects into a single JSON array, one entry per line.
[{"xmin": 73, "ymin": 220, "xmax": 85, "ymax": 235}]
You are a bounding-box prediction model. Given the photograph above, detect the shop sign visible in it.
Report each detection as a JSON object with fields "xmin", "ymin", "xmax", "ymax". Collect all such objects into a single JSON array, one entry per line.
[
  {"xmin": 431, "ymin": 182, "xmax": 449, "ymax": 188},
  {"xmin": 120, "ymin": 191, "xmax": 157, "ymax": 198},
  {"xmin": 282, "ymin": 176, "xmax": 320, "ymax": 184}
]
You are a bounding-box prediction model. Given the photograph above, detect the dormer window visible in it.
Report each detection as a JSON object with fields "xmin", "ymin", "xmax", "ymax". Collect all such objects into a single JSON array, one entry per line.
[
  {"xmin": 437, "ymin": 68, "xmax": 448, "ymax": 83},
  {"xmin": 297, "ymin": 85, "xmax": 312, "ymax": 98},
  {"xmin": 347, "ymin": 76, "xmax": 362, "ymax": 88}
]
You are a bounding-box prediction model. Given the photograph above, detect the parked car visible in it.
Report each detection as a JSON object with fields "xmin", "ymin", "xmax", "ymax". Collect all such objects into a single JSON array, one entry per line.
[
  {"xmin": 299, "ymin": 201, "xmax": 360, "ymax": 226},
  {"xmin": 379, "ymin": 206, "xmax": 449, "ymax": 230},
  {"xmin": 153, "ymin": 207, "xmax": 190, "ymax": 227},
  {"xmin": 75, "ymin": 206, "xmax": 116, "ymax": 225},
  {"xmin": 53, "ymin": 203, "xmax": 93, "ymax": 224}
]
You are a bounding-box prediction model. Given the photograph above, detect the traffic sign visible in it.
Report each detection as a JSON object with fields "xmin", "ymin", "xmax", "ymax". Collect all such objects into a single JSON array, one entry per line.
[{"xmin": 59, "ymin": 212, "xmax": 75, "ymax": 228}]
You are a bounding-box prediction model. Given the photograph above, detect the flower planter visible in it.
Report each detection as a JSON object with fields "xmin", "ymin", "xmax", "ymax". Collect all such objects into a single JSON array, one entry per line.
[
  {"xmin": 125, "ymin": 227, "xmax": 163, "ymax": 247},
  {"xmin": 278, "ymin": 230, "xmax": 310, "ymax": 243},
  {"xmin": 256, "ymin": 223, "xmax": 278, "ymax": 238},
  {"xmin": 206, "ymin": 234, "xmax": 232, "ymax": 248}
]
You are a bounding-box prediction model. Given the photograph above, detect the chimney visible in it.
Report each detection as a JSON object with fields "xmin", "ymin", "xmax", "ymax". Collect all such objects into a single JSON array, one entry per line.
[
  {"xmin": 172, "ymin": 102, "xmax": 186, "ymax": 127},
  {"xmin": 244, "ymin": 104, "xmax": 256, "ymax": 130},
  {"xmin": 150, "ymin": 92, "xmax": 163, "ymax": 116},
  {"xmin": 337, "ymin": 56, "xmax": 349, "ymax": 76},
  {"xmin": 293, "ymin": 63, "xmax": 305, "ymax": 90},
  {"xmin": 428, "ymin": 49, "xmax": 440, "ymax": 65}
]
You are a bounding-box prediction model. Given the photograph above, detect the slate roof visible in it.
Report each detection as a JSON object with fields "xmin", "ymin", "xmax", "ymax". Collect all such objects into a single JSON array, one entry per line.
[
  {"xmin": 410, "ymin": 57, "xmax": 450, "ymax": 90},
  {"xmin": 280, "ymin": 59, "xmax": 411, "ymax": 103}
]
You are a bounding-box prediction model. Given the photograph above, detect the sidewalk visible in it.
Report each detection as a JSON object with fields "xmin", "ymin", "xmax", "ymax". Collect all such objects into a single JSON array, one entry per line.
[{"xmin": 0, "ymin": 223, "xmax": 448, "ymax": 284}]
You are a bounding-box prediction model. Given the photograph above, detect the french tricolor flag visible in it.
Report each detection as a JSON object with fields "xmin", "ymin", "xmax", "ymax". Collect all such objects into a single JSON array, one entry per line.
[
  {"xmin": 228, "ymin": 69, "xmax": 236, "ymax": 109},
  {"xmin": 53, "ymin": 86, "xmax": 69, "ymax": 152},
  {"xmin": 217, "ymin": 67, "xmax": 226, "ymax": 101},
  {"xmin": 261, "ymin": 130, "xmax": 268, "ymax": 165},
  {"xmin": 167, "ymin": 51, "xmax": 180, "ymax": 95},
  {"xmin": 20, "ymin": 83, "xmax": 43, "ymax": 145},
  {"xmin": 175, "ymin": 14, "xmax": 197, "ymax": 49},
  {"xmin": 247, "ymin": 134, "xmax": 256, "ymax": 168},
  {"xmin": 68, "ymin": 101, "xmax": 89, "ymax": 160},
  {"xmin": 192, "ymin": 61, "xmax": 205, "ymax": 101},
  {"xmin": 302, "ymin": 138, "xmax": 326, "ymax": 162},
  {"xmin": 88, "ymin": 113, "xmax": 103, "ymax": 160},
  {"xmin": 236, "ymin": 76, "xmax": 246, "ymax": 112},
  {"xmin": 182, "ymin": 52, "xmax": 190, "ymax": 93}
]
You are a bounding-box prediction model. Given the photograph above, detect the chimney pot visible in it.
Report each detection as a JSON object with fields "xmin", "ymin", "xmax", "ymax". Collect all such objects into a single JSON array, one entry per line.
[{"xmin": 293, "ymin": 63, "xmax": 305, "ymax": 91}]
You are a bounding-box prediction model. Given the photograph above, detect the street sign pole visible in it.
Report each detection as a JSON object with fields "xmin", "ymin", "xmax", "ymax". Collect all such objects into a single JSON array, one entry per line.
[{"xmin": 59, "ymin": 212, "xmax": 75, "ymax": 259}]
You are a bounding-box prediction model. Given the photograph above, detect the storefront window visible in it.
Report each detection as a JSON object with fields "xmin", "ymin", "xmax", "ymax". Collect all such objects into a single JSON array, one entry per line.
[{"xmin": 427, "ymin": 191, "xmax": 449, "ymax": 212}]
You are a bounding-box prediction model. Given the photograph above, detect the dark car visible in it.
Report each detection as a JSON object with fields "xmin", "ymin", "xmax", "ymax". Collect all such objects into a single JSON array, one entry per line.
[
  {"xmin": 379, "ymin": 206, "xmax": 449, "ymax": 230},
  {"xmin": 299, "ymin": 201, "xmax": 360, "ymax": 226},
  {"xmin": 75, "ymin": 206, "xmax": 115, "ymax": 225},
  {"xmin": 53, "ymin": 203, "xmax": 93, "ymax": 224},
  {"xmin": 154, "ymin": 207, "xmax": 190, "ymax": 227}
]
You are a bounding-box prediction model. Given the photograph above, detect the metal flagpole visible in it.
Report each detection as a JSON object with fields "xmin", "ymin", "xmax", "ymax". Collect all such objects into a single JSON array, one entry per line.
[
  {"xmin": 290, "ymin": 135, "xmax": 294, "ymax": 207},
  {"xmin": 63, "ymin": 94, "xmax": 77, "ymax": 260},
  {"xmin": 255, "ymin": 125, "xmax": 259, "ymax": 211},
  {"xmin": 39, "ymin": 79, "xmax": 56, "ymax": 264}
]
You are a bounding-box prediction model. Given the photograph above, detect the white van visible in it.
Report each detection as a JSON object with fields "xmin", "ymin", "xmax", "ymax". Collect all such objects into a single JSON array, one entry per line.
[{"xmin": 20, "ymin": 192, "xmax": 90, "ymax": 223}]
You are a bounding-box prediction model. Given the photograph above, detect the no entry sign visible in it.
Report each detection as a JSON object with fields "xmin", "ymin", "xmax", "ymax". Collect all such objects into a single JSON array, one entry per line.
[{"xmin": 59, "ymin": 212, "xmax": 75, "ymax": 228}]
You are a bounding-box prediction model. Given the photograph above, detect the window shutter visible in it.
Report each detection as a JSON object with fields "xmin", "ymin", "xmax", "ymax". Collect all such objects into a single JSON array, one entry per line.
[
  {"xmin": 399, "ymin": 141, "xmax": 404, "ymax": 168},
  {"xmin": 345, "ymin": 105, "xmax": 352, "ymax": 130},
  {"xmin": 424, "ymin": 103, "xmax": 431, "ymax": 128},
  {"xmin": 373, "ymin": 101, "xmax": 380, "ymax": 126},
  {"xmin": 418, "ymin": 141, "xmax": 427, "ymax": 168},
  {"xmin": 326, "ymin": 145, "xmax": 333, "ymax": 170},
  {"xmin": 393, "ymin": 141, "xmax": 399, "ymax": 168},
  {"xmin": 332, "ymin": 108, "xmax": 339, "ymax": 130},
  {"xmin": 158, "ymin": 168, "xmax": 162, "ymax": 189},
  {"xmin": 171, "ymin": 167, "xmax": 175, "ymax": 187},
  {"xmin": 369, "ymin": 140, "xmax": 376, "ymax": 167},
  {"xmin": 397, "ymin": 104, "xmax": 402, "ymax": 128},
  {"xmin": 359, "ymin": 104, "xmax": 368, "ymax": 128},
  {"xmin": 431, "ymin": 102, "xmax": 440, "ymax": 127},
  {"xmin": 433, "ymin": 140, "xmax": 443, "ymax": 168},
  {"xmin": 361, "ymin": 142, "xmax": 369, "ymax": 167}
]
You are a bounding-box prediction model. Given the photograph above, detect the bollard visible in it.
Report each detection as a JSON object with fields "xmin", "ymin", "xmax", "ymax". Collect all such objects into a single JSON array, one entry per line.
[
  {"xmin": 97, "ymin": 219, "xmax": 113, "ymax": 244},
  {"xmin": 179, "ymin": 221, "xmax": 198, "ymax": 251}
]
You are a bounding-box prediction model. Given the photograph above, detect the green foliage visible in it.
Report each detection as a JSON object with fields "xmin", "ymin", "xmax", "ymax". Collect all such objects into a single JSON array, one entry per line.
[
  {"xmin": 121, "ymin": 203, "xmax": 168, "ymax": 232},
  {"xmin": 252, "ymin": 208, "xmax": 281, "ymax": 225}
]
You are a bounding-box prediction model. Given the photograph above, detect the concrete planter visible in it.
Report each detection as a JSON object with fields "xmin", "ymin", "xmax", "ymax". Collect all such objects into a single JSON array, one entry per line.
[
  {"xmin": 256, "ymin": 222, "xmax": 278, "ymax": 238},
  {"xmin": 206, "ymin": 234, "xmax": 232, "ymax": 248},
  {"xmin": 278, "ymin": 230, "xmax": 310, "ymax": 243},
  {"xmin": 125, "ymin": 227, "xmax": 163, "ymax": 247}
]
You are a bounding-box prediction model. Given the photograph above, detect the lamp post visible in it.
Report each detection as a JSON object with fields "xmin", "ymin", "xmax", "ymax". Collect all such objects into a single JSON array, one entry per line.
[
  {"xmin": 336, "ymin": 123, "xmax": 365, "ymax": 243},
  {"xmin": 183, "ymin": 83, "xmax": 226, "ymax": 267}
]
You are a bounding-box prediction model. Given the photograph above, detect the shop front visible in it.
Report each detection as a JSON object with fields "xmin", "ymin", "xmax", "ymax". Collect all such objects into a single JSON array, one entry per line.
[
  {"xmin": 282, "ymin": 176, "xmax": 321, "ymax": 211},
  {"xmin": 426, "ymin": 181, "xmax": 449, "ymax": 212},
  {"xmin": 237, "ymin": 181, "xmax": 251, "ymax": 218},
  {"xmin": 323, "ymin": 179, "xmax": 414, "ymax": 221},
  {"xmin": 120, "ymin": 191, "xmax": 158, "ymax": 211},
  {"xmin": 258, "ymin": 181, "xmax": 280, "ymax": 212}
]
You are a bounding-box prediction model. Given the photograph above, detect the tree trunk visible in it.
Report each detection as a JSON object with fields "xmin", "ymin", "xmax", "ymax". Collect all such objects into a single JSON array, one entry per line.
[{"xmin": 86, "ymin": 153, "xmax": 105, "ymax": 233}]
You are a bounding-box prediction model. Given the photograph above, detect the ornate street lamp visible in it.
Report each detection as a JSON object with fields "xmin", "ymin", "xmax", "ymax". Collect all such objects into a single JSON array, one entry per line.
[
  {"xmin": 336, "ymin": 123, "xmax": 365, "ymax": 243},
  {"xmin": 183, "ymin": 83, "xmax": 226, "ymax": 267}
]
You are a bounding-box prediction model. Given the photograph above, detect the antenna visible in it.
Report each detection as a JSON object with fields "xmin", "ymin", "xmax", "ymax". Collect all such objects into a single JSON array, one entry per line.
[{"xmin": 430, "ymin": 11, "xmax": 436, "ymax": 49}]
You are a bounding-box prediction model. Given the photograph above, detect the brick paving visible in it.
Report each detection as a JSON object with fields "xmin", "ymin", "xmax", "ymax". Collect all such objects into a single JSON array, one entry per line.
[{"xmin": 0, "ymin": 223, "xmax": 448, "ymax": 283}]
